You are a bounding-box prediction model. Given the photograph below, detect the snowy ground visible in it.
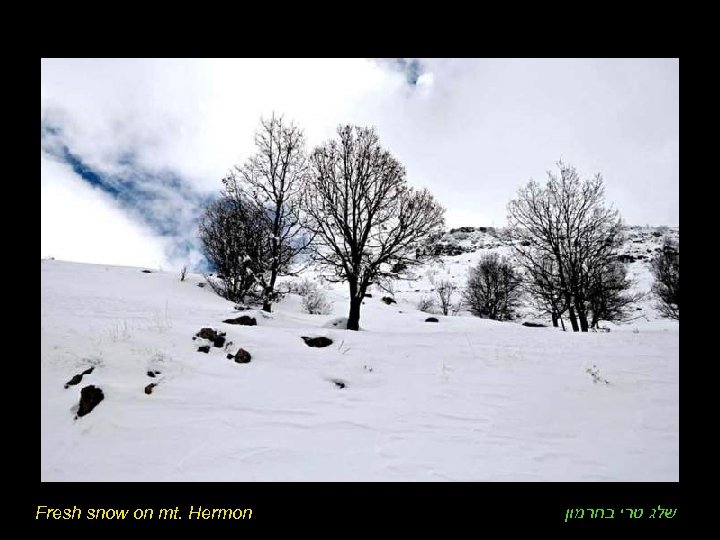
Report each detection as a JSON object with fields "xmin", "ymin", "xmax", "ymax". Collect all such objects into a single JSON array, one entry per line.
[{"xmin": 41, "ymin": 252, "xmax": 678, "ymax": 481}]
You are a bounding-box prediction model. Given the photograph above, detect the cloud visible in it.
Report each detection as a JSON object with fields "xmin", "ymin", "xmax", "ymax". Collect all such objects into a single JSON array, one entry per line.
[
  {"xmin": 41, "ymin": 58, "xmax": 678, "ymax": 268},
  {"xmin": 41, "ymin": 153, "xmax": 169, "ymax": 268}
]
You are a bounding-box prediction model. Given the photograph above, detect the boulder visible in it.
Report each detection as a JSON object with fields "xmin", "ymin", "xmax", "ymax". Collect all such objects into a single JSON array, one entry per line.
[
  {"xmin": 197, "ymin": 345, "xmax": 210, "ymax": 353},
  {"xmin": 223, "ymin": 316, "xmax": 257, "ymax": 326},
  {"xmin": 231, "ymin": 348, "xmax": 252, "ymax": 363},
  {"xmin": 77, "ymin": 385, "xmax": 104, "ymax": 417},
  {"xmin": 196, "ymin": 327, "xmax": 219, "ymax": 340},
  {"xmin": 301, "ymin": 336, "xmax": 333, "ymax": 348},
  {"xmin": 425, "ymin": 317, "xmax": 439, "ymax": 323},
  {"xmin": 381, "ymin": 296, "xmax": 397, "ymax": 305}
]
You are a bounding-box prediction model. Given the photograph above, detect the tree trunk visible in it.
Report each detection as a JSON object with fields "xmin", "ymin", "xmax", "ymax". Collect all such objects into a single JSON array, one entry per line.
[
  {"xmin": 577, "ymin": 306, "xmax": 589, "ymax": 332},
  {"xmin": 347, "ymin": 296, "xmax": 362, "ymax": 331},
  {"xmin": 347, "ymin": 279, "xmax": 362, "ymax": 331},
  {"xmin": 262, "ymin": 271, "xmax": 278, "ymax": 312},
  {"xmin": 567, "ymin": 304, "xmax": 579, "ymax": 332},
  {"xmin": 551, "ymin": 312, "xmax": 558, "ymax": 328},
  {"xmin": 559, "ymin": 316, "xmax": 566, "ymax": 332}
]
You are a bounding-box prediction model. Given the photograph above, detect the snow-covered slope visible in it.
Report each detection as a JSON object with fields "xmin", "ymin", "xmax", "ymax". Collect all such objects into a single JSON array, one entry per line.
[{"xmin": 41, "ymin": 253, "xmax": 678, "ymax": 481}]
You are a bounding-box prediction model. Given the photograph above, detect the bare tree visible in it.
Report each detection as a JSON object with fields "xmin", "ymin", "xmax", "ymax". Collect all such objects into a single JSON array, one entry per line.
[
  {"xmin": 435, "ymin": 280, "xmax": 456, "ymax": 316},
  {"xmin": 650, "ymin": 237, "xmax": 679, "ymax": 320},
  {"xmin": 586, "ymin": 260, "xmax": 643, "ymax": 328},
  {"xmin": 304, "ymin": 125, "xmax": 445, "ymax": 330},
  {"xmin": 198, "ymin": 195, "xmax": 271, "ymax": 303},
  {"xmin": 520, "ymin": 254, "xmax": 569, "ymax": 329},
  {"xmin": 507, "ymin": 161, "xmax": 626, "ymax": 332},
  {"xmin": 223, "ymin": 113, "xmax": 313, "ymax": 312},
  {"xmin": 463, "ymin": 253, "xmax": 522, "ymax": 320}
]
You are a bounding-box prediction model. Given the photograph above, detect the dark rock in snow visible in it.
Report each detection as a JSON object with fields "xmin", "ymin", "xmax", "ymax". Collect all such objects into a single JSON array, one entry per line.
[
  {"xmin": 144, "ymin": 383, "xmax": 157, "ymax": 395},
  {"xmin": 331, "ymin": 379, "xmax": 346, "ymax": 389},
  {"xmin": 147, "ymin": 371, "xmax": 156, "ymax": 378},
  {"xmin": 77, "ymin": 385, "xmax": 104, "ymax": 417},
  {"xmin": 64, "ymin": 374, "xmax": 83, "ymax": 388},
  {"xmin": 381, "ymin": 296, "xmax": 397, "ymax": 305},
  {"xmin": 197, "ymin": 345, "xmax": 210, "ymax": 353},
  {"xmin": 615, "ymin": 254, "xmax": 636, "ymax": 263},
  {"xmin": 81, "ymin": 367, "xmax": 95, "ymax": 376},
  {"xmin": 301, "ymin": 336, "xmax": 333, "ymax": 348},
  {"xmin": 425, "ymin": 317, "xmax": 439, "ymax": 323},
  {"xmin": 196, "ymin": 327, "xmax": 219, "ymax": 340},
  {"xmin": 213, "ymin": 335, "xmax": 226, "ymax": 348},
  {"xmin": 197, "ymin": 282, "xmax": 206, "ymax": 288},
  {"xmin": 141, "ymin": 269, "xmax": 153, "ymax": 273},
  {"xmin": 232, "ymin": 348, "xmax": 252, "ymax": 363},
  {"xmin": 522, "ymin": 321, "xmax": 547, "ymax": 327},
  {"xmin": 223, "ymin": 316, "xmax": 257, "ymax": 326}
]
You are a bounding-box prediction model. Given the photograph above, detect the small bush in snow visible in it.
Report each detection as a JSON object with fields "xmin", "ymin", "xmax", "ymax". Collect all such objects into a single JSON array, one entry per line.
[
  {"xmin": 417, "ymin": 295, "xmax": 437, "ymax": 313},
  {"xmin": 288, "ymin": 277, "xmax": 316, "ymax": 297},
  {"xmin": 179, "ymin": 265, "xmax": 187, "ymax": 282},
  {"xmin": 302, "ymin": 288, "xmax": 333, "ymax": 315}
]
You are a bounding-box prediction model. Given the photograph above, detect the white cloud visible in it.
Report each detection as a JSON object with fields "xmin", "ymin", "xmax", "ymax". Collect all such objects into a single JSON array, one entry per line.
[{"xmin": 41, "ymin": 153, "xmax": 169, "ymax": 268}]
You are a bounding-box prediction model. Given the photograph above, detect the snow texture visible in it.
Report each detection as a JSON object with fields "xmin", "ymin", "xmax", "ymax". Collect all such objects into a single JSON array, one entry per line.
[{"xmin": 41, "ymin": 227, "xmax": 678, "ymax": 481}]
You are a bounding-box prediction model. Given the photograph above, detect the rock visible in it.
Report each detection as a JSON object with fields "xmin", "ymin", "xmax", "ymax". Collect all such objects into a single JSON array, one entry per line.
[
  {"xmin": 301, "ymin": 336, "xmax": 333, "ymax": 347},
  {"xmin": 522, "ymin": 321, "xmax": 547, "ymax": 327},
  {"xmin": 213, "ymin": 335, "xmax": 226, "ymax": 348},
  {"xmin": 196, "ymin": 327, "xmax": 219, "ymax": 340},
  {"xmin": 77, "ymin": 385, "xmax": 104, "ymax": 417},
  {"xmin": 197, "ymin": 282, "xmax": 206, "ymax": 288},
  {"xmin": 64, "ymin": 374, "xmax": 83, "ymax": 389},
  {"xmin": 141, "ymin": 269, "xmax": 153, "ymax": 273},
  {"xmin": 222, "ymin": 316, "xmax": 257, "ymax": 326},
  {"xmin": 197, "ymin": 345, "xmax": 210, "ymax": 353},
  {"xmin": 81, "ymin": 367, "xmax": 95, "ymax": 376},
  {"xmin": 226, "ymin": 353, "xmax": 234, "ymax": 360},
  {"xmin": 615, "ymin": 254, "xmax": 636, "ymax": 263},
  {"xmin": 147, "ymin": 371, "xmax": 156, "ymax": 378},
  {"xmin": 381, "ymin": 296, "xmax": 397, "ymax": 305},
  {"xmin": 232, "ymin": 348, "xmax": 252, "ymax": 363},
  {"xmin": 425, "ymin": 317, "xmax": 439, "ymax": 323},
  {"xmin": 331, "ymin": 379, "xmax": 346, "ymax": 389},
  {"xmin": 144, "ymin": 383, "xmax": 156, "ymax": 395}
]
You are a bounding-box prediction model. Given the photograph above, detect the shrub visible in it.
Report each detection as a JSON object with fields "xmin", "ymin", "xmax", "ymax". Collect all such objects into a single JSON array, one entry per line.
[
  {"xmin": 463, "ymin": 253, "xmax": 522, "ymax": 320},
  {"xmin": 417, "ymin": 295, "xmax": 437, "ymax": 313},
  {"xmin": 302, "ymin": 288, "xmax": 333, "ymax": 315}
]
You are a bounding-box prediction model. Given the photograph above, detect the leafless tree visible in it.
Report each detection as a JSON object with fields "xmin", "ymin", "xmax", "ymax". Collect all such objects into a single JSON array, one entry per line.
[
  {"xmin": 435, "ymin": 280, "xmax": 456, "ymax": 316},
  {"xmin": 463, "ymin": 253, "xmax": 522, "ymax": 320},
  {"xmin": 198, "ymin": 195, "xmax": 271, "ymax": 303},
  {"xmin": 586, "ymin": 260, "xmax": 643, "ymax": 328},
  {"xmin": 507, "ymin": 161, "xmax": 626, "ymax": 332},
  {"xmin": 520, "ymin": 254, "xmax": 569, "ymax": 329},
  {"xmin": 650, "ymin": 237, "xmax": 679, "ymax": 320},
  {"xmin": 304, "ymin": 125, "xmax": 445, "ymax": 330},
  {"xmin": 223, "ymin": 114, "xmax": 313, "ymax": 312}
]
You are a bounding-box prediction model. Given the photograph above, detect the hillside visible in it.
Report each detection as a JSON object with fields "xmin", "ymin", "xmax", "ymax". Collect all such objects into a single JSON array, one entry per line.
[{"xmin": 40, "ymin": 227, "xmax": 679, "ymax": 481}]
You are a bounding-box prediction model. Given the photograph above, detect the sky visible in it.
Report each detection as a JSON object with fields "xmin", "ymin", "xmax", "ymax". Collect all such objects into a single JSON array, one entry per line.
[{"xmin": 41, "ymin": 58, "xmax": 679, "ymax": 270}]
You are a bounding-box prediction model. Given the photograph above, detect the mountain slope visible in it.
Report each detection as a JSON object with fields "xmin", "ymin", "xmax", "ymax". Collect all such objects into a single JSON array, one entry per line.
[{"xmin": 40, "ymin": 255, "xmax": 678, "ymax": 481}]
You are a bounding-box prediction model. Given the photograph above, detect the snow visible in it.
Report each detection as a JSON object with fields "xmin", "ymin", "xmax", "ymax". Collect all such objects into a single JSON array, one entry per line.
[{"xmin": 40, "ymin": 230, "xmax": 678, "ymax": 481}]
